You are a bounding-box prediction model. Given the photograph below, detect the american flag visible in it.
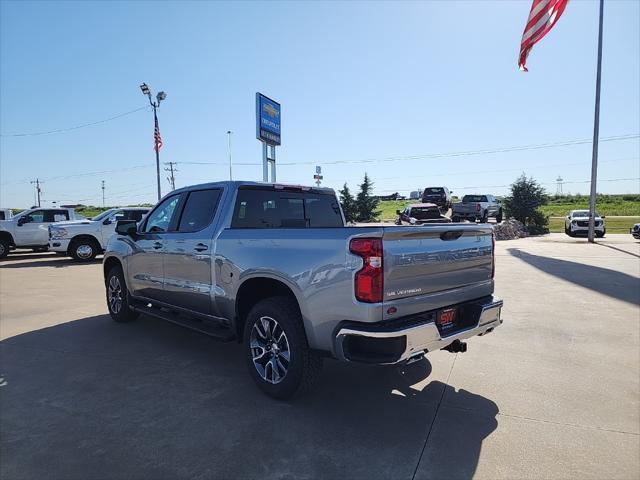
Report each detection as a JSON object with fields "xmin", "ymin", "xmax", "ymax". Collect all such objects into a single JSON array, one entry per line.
[
  {"xmin": 154, "ymin": 116, "xmax": 163, "ymax": 152},
  {"xmin": 518, "ymin": 0, "xmax": 570, "ymax": 72}
]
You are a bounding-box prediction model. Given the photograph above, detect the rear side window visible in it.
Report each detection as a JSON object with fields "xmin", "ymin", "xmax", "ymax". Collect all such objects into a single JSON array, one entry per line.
[
  {"xmin": 44, "ymin": 210, "xmax": 69, "ymax": 222},
  {"xmin": 178, "ymin": 189, "xmax": 222, "ymax": 232},
  {"xmin": 231, "ymin": 188, "xmax": 342, "ymax": 228}
]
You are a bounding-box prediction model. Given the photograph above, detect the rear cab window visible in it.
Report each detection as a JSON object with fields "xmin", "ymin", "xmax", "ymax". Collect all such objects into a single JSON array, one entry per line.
[
  {"xmin": 231, "ymin": 187, "xmax": 343, "ymax": 228},
  {"xmin": 462, "ymin": 195, "xmax": 488, "ymax": 203}
]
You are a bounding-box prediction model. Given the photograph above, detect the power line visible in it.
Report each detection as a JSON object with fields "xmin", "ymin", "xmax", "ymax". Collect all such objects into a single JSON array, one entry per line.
[{"xmin": 0, "ymin": 106, "xmax": 150, "ymax": 137}]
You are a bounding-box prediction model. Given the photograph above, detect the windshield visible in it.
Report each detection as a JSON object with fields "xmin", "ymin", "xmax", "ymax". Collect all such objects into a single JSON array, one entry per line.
[
  {"xmin": 462, "ymin": 195, "xmax": 488, "ymax": 203},
  {"xmin": 573, "ymin": 211, "xmax": 599, "ymax": 218},
  {"xmin": 91, "ymin": 209, "xmax": 117, "ymax": 221}
]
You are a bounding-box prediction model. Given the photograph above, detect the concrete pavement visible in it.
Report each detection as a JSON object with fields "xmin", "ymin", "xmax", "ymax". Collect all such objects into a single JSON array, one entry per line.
[{"xmin": 0, "ymin": 234, "xmax": 638, "ymax": 479}]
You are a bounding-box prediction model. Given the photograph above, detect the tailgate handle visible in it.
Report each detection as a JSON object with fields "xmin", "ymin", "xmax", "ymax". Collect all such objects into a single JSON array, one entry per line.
[{"xmin": 440, "ymin": 230, "xmax": 464, "ymax": 241}]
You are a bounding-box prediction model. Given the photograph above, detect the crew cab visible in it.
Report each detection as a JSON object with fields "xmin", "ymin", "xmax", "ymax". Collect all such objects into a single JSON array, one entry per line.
[
  {"xmin": 0, "ymin": 207, "xmax": 80, "ymax": 259},
  {"xmin": 565, "ymin": 210, "xmax": 606, "ymax": 237},
  {"xmin": 452, "ymin": 194, "xmax": 503, "ymax": 223},
  {"xmin": 395, "ymin": 203, "xmax": 451, "ymax": 225},
  {"xmin": 48, "ymin": 207, "xmax": 149, "ymax": 261},
  {"xmin": 103, "ymin": 181, "xmax": 503, "ymax": 399}
]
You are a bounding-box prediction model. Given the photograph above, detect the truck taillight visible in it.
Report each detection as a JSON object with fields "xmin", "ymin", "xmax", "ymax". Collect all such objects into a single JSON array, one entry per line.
[
  {"xmin": 491, "ymin": 232, "xmax": 496, "ymax": 279},
  {"xmin": 350, "ymin": 238, "xmax": 383, "ymax": 303}
]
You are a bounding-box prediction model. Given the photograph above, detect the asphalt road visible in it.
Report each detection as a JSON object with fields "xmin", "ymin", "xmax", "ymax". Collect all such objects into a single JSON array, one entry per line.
[{"xmin": 1, "ymin": 234, "xmax": 638, "ymax": 479}]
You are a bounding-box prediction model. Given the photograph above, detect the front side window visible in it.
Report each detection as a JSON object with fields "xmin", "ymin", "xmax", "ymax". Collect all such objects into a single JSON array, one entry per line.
[
  {"xmin": 24, "ymin": 210, "xmax": 45, "ymax": 223},
  {"xmin": 143, "ymin": 195, "xmax": 181, "ymax": 233},
  {"xmin": 232, "ymin": 188, "xmax": 342, "ymax": 228},
  {"xmin": 178, "ymin": 189, "xmax": 222, "ymax": 232}
]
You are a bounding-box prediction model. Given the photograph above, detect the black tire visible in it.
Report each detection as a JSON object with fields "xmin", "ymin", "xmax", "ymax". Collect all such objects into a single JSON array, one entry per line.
[
  {"xmin": 0, "ymin": 238, "xmax": 9, "ymax": 259},
  {"xmin": 496, "ymin": 210, "xmax": 503, "ymax": 223},
  {"xmin": 564, "ymin": 226, "xmax": 570, "ymax": 236},
  {"xmin": 568, "ymin": 227, "xmax": 576, "ymax": 237},
  {"xmin": 452, "ymin": 215, "xmax": 461, "ymax": 223},
  {"xmin": 481, "ymin": 211, "xmax": 489, "ymax": 223},
  {"xmin": 70, "ymin": 237, "xmax": 100, "ymax": 262},
  {"xmin": 106, "ymin": 265, "xmax": 138, "ymax": 323},
  {"xmin": 596, "ymin": 230, "xmax": 605, "ymax": 238},
  {"xmin": 244, "ymin": 296, "xmax": 323, "ymax": 400}
]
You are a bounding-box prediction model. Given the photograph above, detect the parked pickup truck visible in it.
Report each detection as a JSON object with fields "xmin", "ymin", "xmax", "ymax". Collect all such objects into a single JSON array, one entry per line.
[
  {"xmin": 395, "ymin": 203, "xmax": 451, "ymax": 225},
  {"xmin": 0, "ymin": 207, "xmax": 80, "ymax": 258},
  {"xmin": 49, "ymin": 207, "xmax": 149, "ymax": 261},
  {"xmin": 452, "ymin": 194, "xmax": 503, "ymax": 223},
  {"xmin": 103, "ymin": 181, "xmax": 503, "ymax": 399},
  {"xmin": 0, "ymin": 208, "xmax": 13, "ymax": 221}
]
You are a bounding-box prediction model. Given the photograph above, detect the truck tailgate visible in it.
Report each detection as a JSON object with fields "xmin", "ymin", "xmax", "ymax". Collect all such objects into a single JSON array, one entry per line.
[{"xmin": 382, "ymin": 224, "xmax": 493, "ymax": 303}]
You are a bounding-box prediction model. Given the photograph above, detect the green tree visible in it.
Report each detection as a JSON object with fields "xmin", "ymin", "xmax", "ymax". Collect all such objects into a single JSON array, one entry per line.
[
  {"xmin": 503, "ymin": 173, "xmax": 549, "ymax": 234},
  {"xmin": 338, "ymin": 183, "xmax": 358, "ymax": 223},
  {"xmin": 355, "ymin": 173, "xmax": 380, "ymax": 222}
]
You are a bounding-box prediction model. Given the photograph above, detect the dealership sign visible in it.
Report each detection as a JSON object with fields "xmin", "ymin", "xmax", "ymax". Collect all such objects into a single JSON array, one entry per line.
[{"xmin": 256, "ymin": 93, "xmax": 281, "ymax": 146}]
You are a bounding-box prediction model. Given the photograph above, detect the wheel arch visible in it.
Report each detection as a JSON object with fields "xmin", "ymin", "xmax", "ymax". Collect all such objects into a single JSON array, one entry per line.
[
  {"xmin": 103, "ymin": 256, "xmax": 123, "ymax": 284},
  {"xmin": 0, "ymin": 231, "xmax": 15, "ymax": 246},
  {"xmin": 68, "ymin": 234, "xmax": 101, "ymax": 254},
  {"xmin": 234, "ymin": 276, "xmax": 307, "ymax": 343}
]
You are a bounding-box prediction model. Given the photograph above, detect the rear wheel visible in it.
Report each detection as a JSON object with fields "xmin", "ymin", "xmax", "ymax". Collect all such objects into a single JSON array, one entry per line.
[
  {"xmin": 71, "ymin": 238, "xmax": 99, "ymax": 262},
  {"xmin": 244, "ymin": 296, "xmax": 322, "ymax": 399},
  {"xmin": 481, "ymin": 211, "xmax": 489, "ymax": 223},
  {"xmin": 106, "ymin": 265, "xmax": 138, "ymax": 323},
  {"xmin": 496, "ymin": 210, "xmax": 503, "ymax": 223},
  {"xmin": 0, "ymin": 238, "xmax": 9, "ymax": 259}
]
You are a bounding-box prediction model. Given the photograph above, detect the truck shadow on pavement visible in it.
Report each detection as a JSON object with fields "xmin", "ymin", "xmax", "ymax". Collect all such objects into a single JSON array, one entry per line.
[
  {"xmin": 0, "ymin": 256, "xmax": 101, "ymax": 268},
  {"xmin": 0, "ymin": 314, "xmax": 498, "ymax": 480},
  {"xmin": 508, "ymin": 248, "xmax": 640, "ymax": 306}
]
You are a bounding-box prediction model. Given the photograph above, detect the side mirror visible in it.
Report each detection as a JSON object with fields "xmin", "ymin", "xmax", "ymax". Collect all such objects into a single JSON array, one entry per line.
[
  {"xmin": 115, "ymin": 220, "xmax": 138, "ymax": 238},
  {"xmin": 17, "ymin": 217, "xmax": 26, "ymax": 226},
  {"xmin": 602, "ymin": 215, "xmax": 606, "ymax": 219},
  {"xmin": 396, "ymin": 209, "xmax": 402, "ymax": 215}
]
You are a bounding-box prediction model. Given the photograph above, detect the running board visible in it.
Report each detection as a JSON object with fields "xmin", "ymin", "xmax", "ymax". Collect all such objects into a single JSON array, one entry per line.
[{"xmin": 131, "ymin": 305, "xmax": 236, "ymax": 342}]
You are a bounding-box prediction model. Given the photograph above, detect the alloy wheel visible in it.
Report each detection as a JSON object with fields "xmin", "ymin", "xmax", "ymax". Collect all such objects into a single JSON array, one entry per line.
[
  {"xmin": 108, "ymin": 275, "xmax": 123, "ymax": 314},
  {"xmin": 250, "ymin": 316, "xmax": 291, "ymax": 384}
]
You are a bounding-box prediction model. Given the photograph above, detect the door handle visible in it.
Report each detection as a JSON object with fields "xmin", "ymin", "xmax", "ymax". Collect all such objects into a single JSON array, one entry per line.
[
  {"xmin": 194, "ymin": 243, "xmax": 208, "ymax": 252},
  {"xmin": 152, "ymin": 241, "xmax": 163, "ymax": 250}
]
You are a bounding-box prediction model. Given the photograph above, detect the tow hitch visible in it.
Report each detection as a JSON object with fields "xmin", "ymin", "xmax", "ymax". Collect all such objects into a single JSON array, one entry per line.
[{"xmin": 443, "ymin": 340, "xmax": 467, "ymax": 353}]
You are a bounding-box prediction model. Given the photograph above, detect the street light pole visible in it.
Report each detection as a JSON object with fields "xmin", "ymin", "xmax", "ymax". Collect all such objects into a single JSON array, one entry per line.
[
  {"xmin": 140, "ymin": 83, "xmax": 167, "ymax": 202},
  {"xmin": 227, "ymin": 131, "xmax": 233, "ymax": 180}
]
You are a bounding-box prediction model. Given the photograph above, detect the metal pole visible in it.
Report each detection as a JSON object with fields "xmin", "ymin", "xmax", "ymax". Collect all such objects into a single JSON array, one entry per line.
[
  {"xmin": 227, "ymin": 131, "xmax": 233, "ymax": 180},
  {"xmin": 101, "ymin": 180, "xmax": 105, "ymax": 207},
  {"xmin": 262, "ymin": 142, "xmax": 269, "ymax": 182},
  {"xmin": 153, "ymin": 105, "xmax": 162, "ymax": 202},
  {"xmin": 588, "ymin": 0, "xmax": 604, "ymax": 243},
  {"xmin": 270, "ymin": 145, "xmax": 276, "ymax": 183}
]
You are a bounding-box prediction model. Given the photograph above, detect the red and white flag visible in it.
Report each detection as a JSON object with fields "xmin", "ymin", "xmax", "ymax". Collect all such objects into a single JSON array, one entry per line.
[
  {"xmin": 518, "ymin": 0, "xmax": 570, "ymax": 71},
  {"xmin": 154, "ymin": 116, "xmax": 163, "ymax": 152}
]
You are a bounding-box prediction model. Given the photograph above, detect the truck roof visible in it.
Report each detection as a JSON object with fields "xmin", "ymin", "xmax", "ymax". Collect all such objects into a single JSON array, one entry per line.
[{"xmin": 170, "ymin": 180, "xmax": 336, "ymax": 196}]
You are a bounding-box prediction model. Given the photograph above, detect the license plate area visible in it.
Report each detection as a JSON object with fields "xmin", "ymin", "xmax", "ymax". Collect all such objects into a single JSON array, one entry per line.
[{"xmin": 436, "ymin": 307, "xmax": 458, "ymax": 332}]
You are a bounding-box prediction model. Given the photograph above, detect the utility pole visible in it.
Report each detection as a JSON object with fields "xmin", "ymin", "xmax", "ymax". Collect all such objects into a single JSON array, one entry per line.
[
  {"xmin": 30, "ymin": 179, "xmax": 43, "ymax": 207},
  {"xmin": 588, "ymin": 0, "xmax": 604, "ymax": 243},
  {"xmin": 227, "ymin": 130, "xmax": 233, "ymax": 180},
  {"xmin": 164, "ymin": 162, "xmax": 177, "ymax": 190},
  {"xmin": 101, "ymin": 180, "xmax": 106, "ymax": 207},
  {"xmin": 140, "ymin": 83, "xmax": 167, "ymax": 202}
]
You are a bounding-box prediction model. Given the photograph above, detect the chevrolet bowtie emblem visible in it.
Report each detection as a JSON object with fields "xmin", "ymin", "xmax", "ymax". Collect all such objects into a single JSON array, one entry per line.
[{"xmin": 264, "ymin": 104, "xmax": 279, "ymax": 118}]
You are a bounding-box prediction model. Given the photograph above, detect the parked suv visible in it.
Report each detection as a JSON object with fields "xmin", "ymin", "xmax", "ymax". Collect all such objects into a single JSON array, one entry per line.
[
  {"xmin": 49, "ymin": 207, "xmax": 149, "ymax": 261},
  {"xmin": 0, "ymin": 207, "xmax": 79, "ymax": 258},
  {"xmin": 421, "ymin": 187, "xmax": 453, "ymax": 213},
  {"xmin": 565, "ymin": 210, "xmax": 606, "ymax": 237},
  {"xmin": 104, "ymin": 181, "xmax": 502, "ymax": 399}
]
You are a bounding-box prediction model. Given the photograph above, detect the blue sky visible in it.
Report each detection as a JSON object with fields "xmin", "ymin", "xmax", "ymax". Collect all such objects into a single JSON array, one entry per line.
[{"xmin": 1, "ymin": 0, "xmax": 638, "ymax": 208}]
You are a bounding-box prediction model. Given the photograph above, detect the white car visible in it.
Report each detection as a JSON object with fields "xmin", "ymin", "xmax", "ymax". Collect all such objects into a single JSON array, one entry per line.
[
  {"xmin": 48, "ymin": 207, "xmax": 149, "ymax": 261},
  {"xmin": 564, "ymin": 210, "xmax": 606, "ymax": 238},
  {"xmin": 0, "ymin": 207, "xmax": 80, "ymax": 258}
]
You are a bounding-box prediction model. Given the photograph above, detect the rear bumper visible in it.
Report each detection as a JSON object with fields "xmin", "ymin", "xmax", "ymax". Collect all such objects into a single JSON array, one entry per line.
[{"xmin": 334, "ymin": 297, "xmax": 503, "ymax": 364}]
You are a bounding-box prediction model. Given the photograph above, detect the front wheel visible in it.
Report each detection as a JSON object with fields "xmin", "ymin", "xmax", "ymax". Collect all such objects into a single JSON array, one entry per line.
[
  {"xmin": 0, "ymin": 238, "xmax": 9, "ymax": 259},
  {"xmin": 71, "ymin": 238, "xmax": 100, "ymax": 262},
  {"xmin": 244, "ymin": 296, "xmax": 323, "ymax": 399},
  {"xmin": 106, "ymin": 266, "xmax": 139, "ymax": 323},
  {"xmin": 596, "ymin": 230, "xmax": 605, "ymax": 238}
]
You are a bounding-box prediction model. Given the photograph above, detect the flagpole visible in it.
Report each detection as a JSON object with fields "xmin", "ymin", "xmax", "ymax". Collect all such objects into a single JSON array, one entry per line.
[
  {"xmin": 154, "ymin": 104, "xmax": 162, "ymax": 202},
  {"xmin": 588, "ymin": 0, "xmax": 604, "ymax": 243}
]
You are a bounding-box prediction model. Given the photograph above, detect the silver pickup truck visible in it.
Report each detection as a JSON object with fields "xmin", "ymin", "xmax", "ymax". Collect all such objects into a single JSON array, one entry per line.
[
  {"xmin": 103, "ymin": 181, "xmax": 503, "ymax": 399},
  {"xmin": 452, "ymin": 194, "xmax": 503, "ymax": 223}
]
